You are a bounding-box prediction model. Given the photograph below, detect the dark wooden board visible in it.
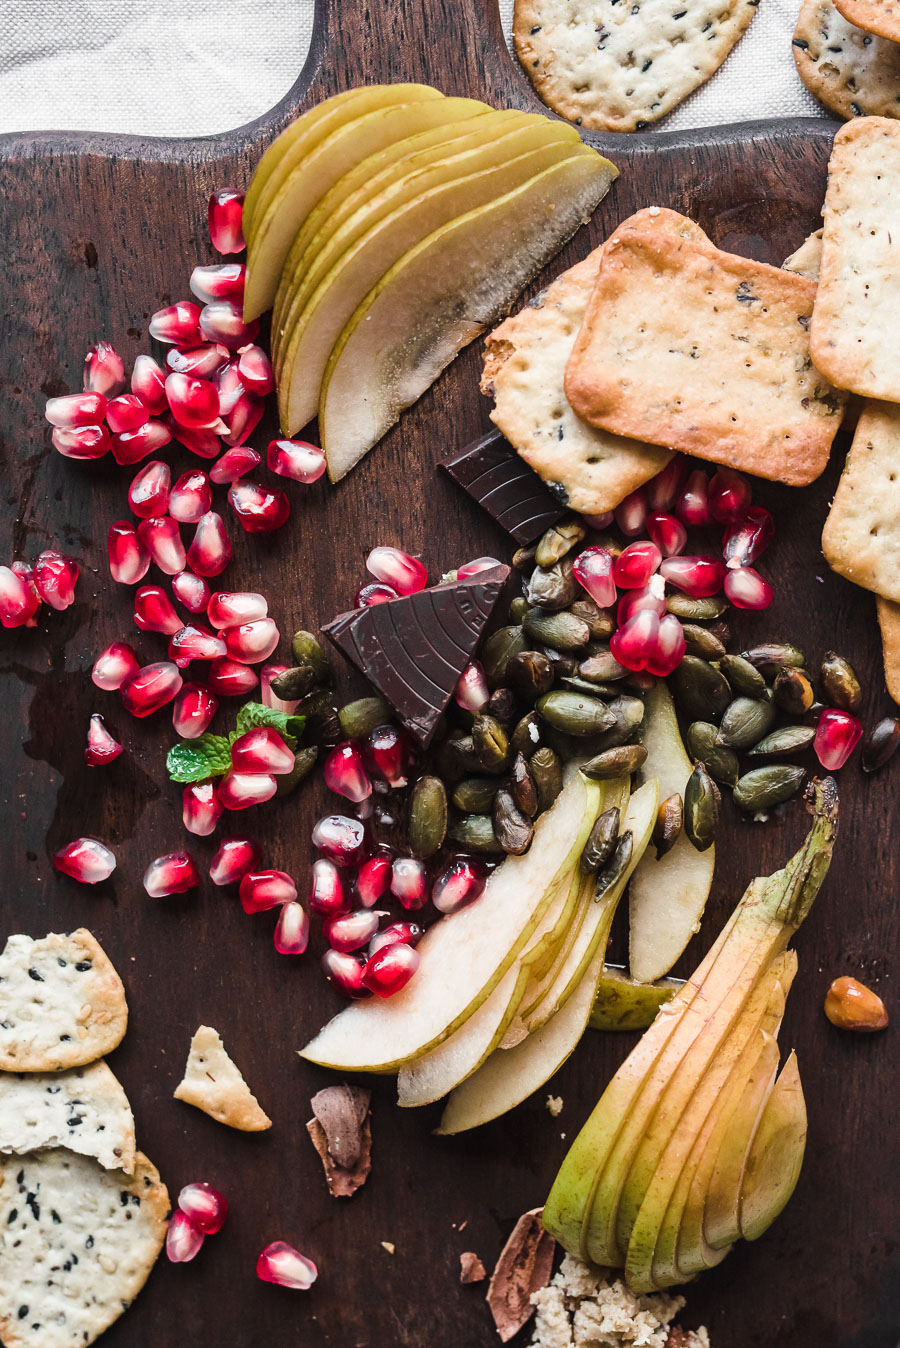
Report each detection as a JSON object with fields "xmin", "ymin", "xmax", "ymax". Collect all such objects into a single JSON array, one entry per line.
[{"xmin": 0, "ymin": 2, "xmax": 896, "ymax": 1345}]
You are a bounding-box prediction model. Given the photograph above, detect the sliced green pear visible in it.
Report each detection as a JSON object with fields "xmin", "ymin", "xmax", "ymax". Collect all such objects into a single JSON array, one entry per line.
[
  {"xmin": 245, "ymin": 93, "xmax": 485, "ymax": 319},
  {"xmin": 319, "ymin": 148, "xmax": 619, "ymax": 482},
  {"xmin": 629, "ymin": 681, "xmax": 715, "ymax": 984},
  {"xmin": 300, "ymin": 769, "xmax": 602, "ymax": 1073},
  {"xmin": 275, "ymin": 123, "xmax": 584, "ymax": 430},
  {"xmin": 589, "ymin": 968, "xmax": 682, "ymax": 1033},
  {"xmin": 738, "ymin": 1050, "xmax": 806, "ymax": 1242}
]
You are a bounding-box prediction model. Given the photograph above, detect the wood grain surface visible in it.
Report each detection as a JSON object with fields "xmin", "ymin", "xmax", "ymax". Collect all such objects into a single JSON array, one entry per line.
[{"xmin": 0, "ymin": 2, "xmax": 896, "ymax": 1346}]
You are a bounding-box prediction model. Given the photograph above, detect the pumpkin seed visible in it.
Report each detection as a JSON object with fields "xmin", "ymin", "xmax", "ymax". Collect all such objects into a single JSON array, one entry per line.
[
  {"xmin": 523, "ymin": 607, "xmax": 591, "ymax": 651},
  {"xmin": 510, "ymin": 712, "xmax": 542, "ymax": 758},
  {"xmin": 290, "ymin": 630, "xmax": 330, "ymax": 681},
  {"xmin": 687, "ymin": 721, "xmax": 739, "ymax": 787},
  {"xmin": 717, "ymin": 696, "xmax": 776, "ymax": 751},
  {"xmin": 666, "ymin": 594, "xmax": 728, "ymax": 621},
  {"xmin": 579, "ymin": 648, "xmax": 628, "ymax": 683},
  {"xmin": 570, "ymin": 597, "xmax": 614, "ymax": 640},
  {"xmin": 540, "ymin": 646, "xmax": 578, "ymax": 677},
  {"xmin": 861, "ymin": 717, "xmax": 900, "ymax": 773},
  {"xmin": 580, "ymin": 807, "xmax": 621, "ymax": 875},
  {"xmin": 270, "ymin": 664, "xmax": 317, "ymax": 700},
  {"xmin": 408, "ymin": 776, "xmax": 448, "ymax": 859},
  {"xmin": 482, "ymin": 625, "xmax": 526, "ymax": 682},
  {"xmin": 535, "ymin": 518, "xmax": 585, "ymax": 567},
  {"xmin": 493, "ymin": 788, "xmax": 534, "ymax": 855},
  {"xmin": 435, "ymin": 732, "xmax": 480, "ymax": 780},
  {"xmin": 773, "ymin": 667, "xmax": 815, "ymax": 716},
  {"xmin": 526, "ymin": 557, "xmax": 578, "ymax": 610},
  {"xmin": 653, "ymin": 793, "xmax": 683, "ymax": 859},
  {"xmin": 508, "ymin": 596, "xmax": 531, "ymax": 623},
  {"xmin": 536, "ymin": 690, "xmax": 617, "ymax": 737},
  {"xmin": 684, "ymin": 763, "xmax": 720, "ymax": 852},
  {"xmin": 452, "ymin": 777, "xmax": 499, "ymax": 813},
  {"xmin": 511, "ymin": 753, "xmax": 539, "ymax": 817},
  {"xmin": 448, "ymin": 814, "xmax": 504, "ymax": 854},
  {"xmin": 295, "ymin": 688, "xmax": 341, "ymax": 747},
  {"xmin": 804, "ymin": 701, "xmax": 826, "ymax": 727},
  {"xmin": 820, "ymin": 651, "xmax": 863, "ymax": 713},
  {"xmin": 560, "ymin": 675, "xmax": 617, "ymax": 698},
  {"xmin": 487, "ymin": 686, "xmax": 518, "ymax": 728},
  {"xmin": 741, "ymin": 643, "xmax": 806, "ymax": 678},
  {"xmin": 681, "ymin": 624, "xmax": 727, "ymax": 661},
  {"xmin": 582, "ymin": 744, "xmax": 648, "ymax": 780},
  {"xmin": 595, "ymin": 832, "xmax": 633, "ymax": 901},
  {"xmin": 275, "ymin": 745, "xmax": 318, "ymax": 796},
  {"xmin": 747, "ymin": 725, "xmax": 816, "ymax": 758},
  {"xmin": 530, "ymin": 746, "xmax": 563, "ymax": 811},
  {"xmin": 511, "ymin": 545, "xmax": 537, "ymax": 573},
  {"xmin": 506, "ymin": 649, "xmax": 555, "ymax": 701},
  {"xmin": 338, "ymin": 695, "xmax": 392, "ymax": 740},
  {"xmin": 583, "ymin": 695, "xmax": 646, "ymax": 754},
  {"xmin": 719, "ymin": 654, "xmax": 767, "ymax": 699},
  {"xmin": 733, "ymin": 765, "xmax": 806, "ymax": 813},
  {"xmin": 472, "ymin": 714, "xmax": 510, "ymax": 773},
  {"xmin": 670, "ymin": 655, "xmax": 732, "ymax": 723}
]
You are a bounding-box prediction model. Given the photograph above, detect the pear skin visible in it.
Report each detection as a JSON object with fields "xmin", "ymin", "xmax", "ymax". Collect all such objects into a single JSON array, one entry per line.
[
  {"xmin": 589, "ymin": 969, "xmax": 682, "ymax": 1034},
  {"xmin": 738, "ymin": 1050, "xmax": 807, "ymax": 1242}
]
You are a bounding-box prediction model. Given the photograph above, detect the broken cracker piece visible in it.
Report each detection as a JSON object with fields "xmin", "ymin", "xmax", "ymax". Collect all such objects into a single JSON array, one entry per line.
[
  {"xmin": 306, "ymin": 1084, "xmax": 372, "ymax": 1198},
  {"xmin": 822, "ymin": 400, "xmax": 900, "ymax": 601},
  {"xmin": 460, "ymin": 1251, "xmax": 487, "ymax": 1283},
  {"xmin": 486, "ymin": 1207, "xmax": 556, "ymax": 1343},
  {"xmin": 174, "ymin": 1024, "xmax": 271, "ymax": 1131},
  {"xmin": 876, "ymin": 596, "xmax": 900, "ymax": 705},
  {"xmin": 0, "ymin": 1061, "xmax": 135, "ymax": 1173}
]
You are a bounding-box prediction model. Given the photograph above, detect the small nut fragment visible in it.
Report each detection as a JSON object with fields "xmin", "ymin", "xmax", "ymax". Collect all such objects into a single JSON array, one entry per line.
[
  {"xmin": 824, "ymin": 977, "xmax": 888, "ymax": 1032},
  {"xmin": 460, "ymin": 1251, "xmax": 487, "ymax": 1284}
]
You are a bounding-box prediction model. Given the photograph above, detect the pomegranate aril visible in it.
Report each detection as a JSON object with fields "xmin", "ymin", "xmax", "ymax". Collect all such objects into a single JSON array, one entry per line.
[
  {"xmin": 390, "ymin": 856, "xmax": 429, "ymax": 911},
  {"xmin": 709, "ymin": 468, "xmax": 752, "ymax": 524},
  {"xmin": 209, "ymin": 445, "xmax": 261, "ymax": 484},
  {"xmin": 108, "ymin": 521, "xmax": 151, "ymax": 585},
  {"xmin": 169, "ymin": 470, "xmax": 212, "ymax": 524},
  {"xmin": 275, "ymin": 901, "xmax": 310, "ymax": 955},
  {"xmin": 723, "ymin": 506, "xmax": 775, "ymax": 569},
  {"xmin": 320, "ymin": 950, "xmax": 370, "ymax": 1000},
  {"xmin": 572, "ymin": 547, "xmax": 617, "ymax": 608},
  {"xmin": 172, "ymin": 570, "xmax": 211, "ymax": 615},
  {"xmin": 814, "ymin": 708, "xmax": 863, "ymax": 770},
  {"xmin": 168, "ymin": 421, "xmax": 221, "ymax": 459},
  {"xmin": 237, "ymin": 345, "xmax": 274, "ymax": 396},
  {"xmin": 134, "ymin": 584, "xmax": 182, "ymax": 635},
  {"xmin": 610, "ymin": 608, "xmax": 660, "ymax": 674},
  {"xmin": 355, "ymin": 581, "xmax": 397, "ymax": 607},
  {"xmin": 223, "ymin": 618, "xmax": 280, "ymax": 664},
  {"xmin": 183, "ymin": 781, "xmax": 224, "ymax": 836},
  {"xmin": 614, "ymin": 487, "xmax": 649, "ymax": 537},
  {"xmin": 190, "ymin": 262, "xmax": 246, "ymax": 304},
  {"xmin": 580, "ymin": 510, "xmax": 614, "ymax": 529},
  {"xmin": 231, "ymin": 726, "xmax": 295, "ymax": 775},
  {"xmin": 207, "ymin": 591, "xmax": 267, "ymax": 629},
  {"xmin": 212, "ymin": 360, "xmax": 246, "ymax": 418},
  {"xmin": 208, "ymin": 657, "xmax": 258, "ymax": 696},
  {"xmin": 368, "ymin": 921, "xmax": 424, "ymax": 956},
  {"xmin": 32, "ymin": 551, "xmax": 79, "ymax": 610},
  {"xmin": 54, "ymin": 837, "xmax": 116, "ymax": 884},
  {"xmin": 646, "ymin": 456, "xmax": 688, "ymax": 512},
  {"xmin": 322, "ymin": 742, "xmax": 371, "ymax": 803},
  {"xmin": 240, "ymin": 869, "xmax": 297, "ymax": 914},
  {"xmin": 120, "ymin": 662, "xmax": 183, "ymax": 717},
  {"xmin": 675, "ymin": 469, "xmax": 712, "ymax": 528},
  {"xmin": 454, "ymin": 660, "xmax": 490, "ymax": 713},
  {"xmin": 613, "ymin": 540, "xmax": 662, "ymax": 589},
  {"xmin": 366, "ymin": 546, "xmax": 427, "ymax": 595},
  {"xmin": 166, "ymin": 343, "xmax": 229, "ymax": 378},
  {"xmin": 83, "ymin": 341, "xmax": 125, "ymax": 398},
  {"xmin": 93, "ymin": 641, "xmax": 140, "ymax": 691},
  {"xmin": 646, "ymin": 512, "xmax": 687, "ymax": 558},
  {"xmin": 267, "ymin": 438, "xmax": 325, "ymax": 483},
  {"xmin": 361, "ymin": 942, "xmax": 420, "ymax": 997},
  {"xmin": 52, "ymin": 424, "xmax": 111, "ymax": 460},
  {"xmin": 218, "ymin": 770, "xmax": 278, "ymax": 810},
  {"xmin": 312, "ymin": 814, "xmax": 366, "ymax": 867},
  {"xmin": 45, "ymin": 392, "xmax": 107, "ymax": 429},
  {"xmin": 645, "ymin": 613, "xmax": 687, "ymax": 677},
  {"xmin": 0, "ymin": 567, "xmax": 39, "ymax": 628},
  {"xmin": 309, "ymin": 858, "xmax": 348, "ymax": 916},
  {"xmin": 10, "ymin": 561, "xmax": 39, "ymax": 627},
  {"xmin": 261, "ymin": 663, "xmax": 298, "ymax": 715},
  {"xmin": 659, "ymin": 555, "xmax": 726, "ymax": 598},
  {"xmin": 364, "ymin": 724, "xmax": 408, "ymax": 787},
  {"xmin": 130, "ymin": 353, "xmax": 169, "ymax": 413},
  {"xmin": 228, "ymin": 480, "xmax": 290, "ymax": 533},
  {"xmin": 617, "ymin": 574, "xmax": 667, "ymax": 626},
  {"xmin": 128, "ymin": 461, "xmax": 171, "ymax": 519},
  {"xmin": 432, "ymin": 856, "xmax": 487, "ymax": 915},
  {"xmin": 256, "ymin": 1240, "xmax": 318, "ymax": 1290},
  {"xmin": 457, "ymin": 556, "xmax": 502, "ymax": 580},
  {"xmin": 165, "ymin": 372, "xmax": 220, "ymax": 430},
  {"xmin": 208, "ymin": 188, "xmax": 245, "ymax": 255},
  {"xmin": 723, "ymin": 566, "xmax": 773, "ymax": 610},
  {"xmin": 144, "ymin": 851, "xmax": 200, "ymax": 897},
  {"xmin": 111, "ymin": 420, "xmax": 172, "ymax": 466},
  {"xmin": 166, "ymin": 1210, "xmax": 204, "ymax": 1264},
  {"xmin": 169, "ymin": 623, "xmax": 227, "ymax": 664},
  {"xmin": 324, "ymin": 908, "xmax": 381, "ymax": 953},
  {"xmin": 149, "ymin": 300, "xmax": 203, "ymax": 346},
  {"xmin": 173, "ymin": 681, "xmax": 218, "ymax": 738},
  {"xmin": 200, "ymin": 299, "xmax": 258, "ymax": 350},
  {"xmin": 177, "ymin": 1182, "xmax": 227, "ymax": 1235},
  {"xmin": 209, "ymin": 836, "xmax": 261, "ymax": 886},
  {"xmin": 106, "ymin": 393, "xmax": 149, "ymax": 435},
  {"xmin": 355, "ymin": 853, "xmax": 392, "ymax": 907},
  {"xmin": 84, "ymin": 714, "xmax": 123, "ymax": 767},
  {"xmin": 187, "ymin": 512, "xmax": 232, "ymax": 577}
]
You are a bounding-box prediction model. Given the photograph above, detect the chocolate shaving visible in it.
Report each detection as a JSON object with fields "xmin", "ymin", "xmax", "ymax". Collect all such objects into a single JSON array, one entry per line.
[
  {"xmin": 486, "ymin": 1207, "xmax": 556, "ymax": 1342},
  {"xmin": 306, "ymin": 1085, "xmax": 372, "ymax": 1198},
  {"xmin": 460, "ymin": 1251, "xmax": 487, "ymax": 1284}
]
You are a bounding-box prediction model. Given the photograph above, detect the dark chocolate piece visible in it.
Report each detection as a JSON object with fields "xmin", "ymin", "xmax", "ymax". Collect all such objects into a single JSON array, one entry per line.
[
  {"xmin": 440, "ymin": 428, "xmax": 566, "ymax": 544},
  {"xmin": 324, "ymin": 565, "xmax": 511, "ymax": 747}
]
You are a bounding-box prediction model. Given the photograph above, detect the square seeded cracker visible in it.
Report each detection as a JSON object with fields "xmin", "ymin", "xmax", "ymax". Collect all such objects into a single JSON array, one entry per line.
[
  {"xmin": 811, "ymin": 117, "xmax": 900, "ymax": 400},
  {"xmin": 835, "ymin": 0, "xmax": 900, "ymax": 41},
  {"xmin": 564, "ymin": 208, "xmax": 845, "ymax": 486},
  {"xmin": 876, "ymin": 596, "xmax": 900, "ymax": 704},
  {"xmin": 822, "ymin": 399, "xmax": 900, "ymax": 600}
]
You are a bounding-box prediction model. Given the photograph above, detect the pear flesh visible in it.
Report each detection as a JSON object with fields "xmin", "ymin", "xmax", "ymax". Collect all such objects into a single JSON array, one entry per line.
[
  {"xmin": 738, "ymin": 1050, "xmax": 807, "ymax": 1242},
  {"xmin": 589, "ymin": 968, "xmax": 682, "ymax": 1033}
]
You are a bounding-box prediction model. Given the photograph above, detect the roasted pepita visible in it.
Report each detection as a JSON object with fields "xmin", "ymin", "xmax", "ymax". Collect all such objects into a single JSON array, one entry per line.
[
  {"xmin": 862, "ymin": 717, "xmax": 900, "ymax": 773},
  {"xmin": 581, "ymin": 744, "xmax": 648, "ymax": 780},
  {"xmin": 580, "ymin": 807, "xmax": 620, "ymax": 875},
  {"xmin": 338, "ymin": 695, "xmax": 392, "ymax": 740},
  {"xmin": 472, "ymin": 714, "xmax": 510, "ymax": 773},
  {"xmin": 510, "ymin": 712, "xmax": 542, "ymax": 758},
  {"xmin": 492, "ymin": 788, "xmax": 534, "ymax": 855},
  {"xmin": 482, "ymin": 625, "xmax": 527, "ymax": 682},
  {"xmin": 684, "ymin": 762, "xmax": 720, "ymax": 852},
  {"xmin": 535, "ymin": 519, "xmax": 585, "ymax": 567},
  {"xmin": 716, "ymin": 696, "xmax": 776, "ymax": 751},
  {"xmin": 821, "ymin": 651, "xmax": 863, "ymax": 714},
  {"xmin": 452, "ymin": 777, "xmax": 500, "ymax": 814},
  {"xmin": 681, "ymin": 624, "xmax": 727, "ymax": 661},
  {"xmin": 530, "ymin": 746, "xmax": 563, "ymax": 811},
  {"xmin": 670, "ymin": 655, "xmax": 732, "ymax": 723},
  {"xmin": 506, "ymin": 649, "xmax": 554, "ymax": 700},
  {"xmin": 570, "ymin": 597, "xmax": 614, "ymax": 640},
  {"xmin": 526, "ymin": 557, "xmax": 578, "ymax": 610},
  {"xmin": 408, "ymin": 776, "xmax": 448, "ymax": 859},
  {"xmin": 275, "ymin": 745, "xmax": 318, "ymax": 795},
  {"xmin": 733, "ymin": 765, "xmax": 806, "ymax": 813},
  {"xmin": 653, "ymin": 792, "xmax": 683, "ymax": 859},
  {"xmin": 448, "ymin": 814, "xmax": 504, "ymax": 853},
  {"xmin": 536, "ymin": 690, "xmax": 617, "ymax": 737},
  {"xmin": 579, "ymin": 647, "xmax": 628, "ymax": 683},
  {"xmin": 523, "ymin": 607, "xmax": 591, "ymax": 650},
  {"xmin": 595, "ymin": 831, "xmax": 634, "ymax": 900},
  {"xmin": 741, "ymin": 643, "xmax": 806, "ymax": 678},
  {"xmin": 511, "ymin": 752, "xmax": 539, "ymax": 817},
  {"xmin": 270, "ymin": 664, "xmax": 317, "ymax": 700},
  {"xmin": 747, "ymin": 725, "xmax": 816, "ymax": 758},
  {"xmin": 290, "ymin": 630, "xmax": 330, "ymax": 681},
  {"xmin": 687, "ymin": 721, "xmax": 739, "ymax": 787},
  {"xmin": 773, "ymin": 667, "xmax": 815, "ymax": 716},
  {"xmin": 719, "ymin": 653, "xmax": 767, "ymax": 699},
  {"xmin": 666, "ymin": 594, "xmax": 728, "ymax": 621}
]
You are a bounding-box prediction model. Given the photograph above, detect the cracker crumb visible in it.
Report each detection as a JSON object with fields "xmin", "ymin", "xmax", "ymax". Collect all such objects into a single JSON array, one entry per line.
[
  {"xmin": 460, "ymin": 1251, "xmax": 487, "ymax": 1283},
  {"xmin": 546, "ymin": 1095, "xmax": 564, "ymax": 1117},
  {"xmin": 381, "ymin": 1241, "xmax": 395, "ymax": 1255}
]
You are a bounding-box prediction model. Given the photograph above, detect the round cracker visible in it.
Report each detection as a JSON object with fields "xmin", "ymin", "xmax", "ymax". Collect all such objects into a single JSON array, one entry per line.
[{"xmin": 793, "ymin": 0, "xmax": 900, "ymax": 120}]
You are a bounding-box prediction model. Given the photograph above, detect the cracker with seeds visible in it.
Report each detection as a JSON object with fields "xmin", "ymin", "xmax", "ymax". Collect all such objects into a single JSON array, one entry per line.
[
  {"xmin": 0, "ymin": 1062, "xmax": 135, "ymax": 1174},
  {"xmin": 822, "ymin": 400, "xmax": 900, "ymax": 598},
  {"xmin": 480, "ymin": 244, "xmax": 672, "ymax": 514},
  {"xmin": 0, "ymin": 1148, "xmax": 167, "ymax": 1348},
  {"xmin": 876, "ymin": 595, "xmax": 900, "ymax": 703},
  {"xmin": 514, "ymin": 0, "xmax": 761, "ymax": 132},
  {"xmin": 564, "ymin": 207, "xmax": 845, "ymax": 486},
  {"xmin": 783, "ymin": 228, "xmax": 824, "ymax": 279},
  {"xmin": 0, "ymin": 931, "xmax": 127, "ymax": 1073},
  {"xmin": 174, "ymin": 1025, "xmax": 272, "ymax": 1131},
  {"xmin": 793, "ymin": 2, "xmax": 900, "ymax": 121},
  {"xmin": 811, "ymin": 117, "xmax": 900, "ymax": 400},
  {"xmin": 835, "ymin": 0, "xmax": 900, "ymax": 41}
]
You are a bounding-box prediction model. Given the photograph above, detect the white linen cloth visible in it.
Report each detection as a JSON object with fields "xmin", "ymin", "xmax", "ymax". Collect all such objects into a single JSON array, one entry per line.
[{"xmin": 0, "ymin": 0, "xmax": 822, "ymax": 138}]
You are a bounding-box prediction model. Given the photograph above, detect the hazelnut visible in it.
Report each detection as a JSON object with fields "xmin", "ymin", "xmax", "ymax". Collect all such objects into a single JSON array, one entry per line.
[{"xmin": 824, "ymin": 976, "xmax": 889, "ymax": 1033}]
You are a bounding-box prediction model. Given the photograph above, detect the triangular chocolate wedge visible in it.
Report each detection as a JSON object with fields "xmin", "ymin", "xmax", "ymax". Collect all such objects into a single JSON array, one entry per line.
[
  {"xmin": 440, "ymin": 428, "xmax": 565, "ymax": 544},
  {"xmin": 324, "ymin": 565, "xmax": 511, "ymax": 746}
]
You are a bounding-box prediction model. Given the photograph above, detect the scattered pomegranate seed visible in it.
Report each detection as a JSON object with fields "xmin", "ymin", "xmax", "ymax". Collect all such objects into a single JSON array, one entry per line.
[
  {"xmin": 169, "ymin": 470, "xmax": 213, "ymax": 524},
  {"xmin": 212, "ymin": 360, "xmax": 246, "ymax": 418},
  {"xmin": 106, "ymin": 394, "xmax": 149, "ymax": 435},
  {"xmin": 364, "ymin": 724, "xmax": 408, "ymax": 787},
  {"xmin": 169, "ymin": 623, "xmax": 227, "ymax": 664},
  {"xmin": 617, "ymin": 575, "xmax": 667, "ymax": 626},
  {"xmin": 646, "ymin": 456, "xmax": 688, "ymax": 512},
  {"xmin": 93, "ymin": 641, "xmax": 141, "ymax": 691},
  {"xmin": 223, "ymin": 618, "xmax": 280, "ymax": 664},
  {"xmin": 266, "ymin": 439, "xmax": 326, "ymax": 483},
  {"xmin": 708, "ymin": 468, "xmax": 752, "ymax": 523},
  {"xmin": 324, "ymin": 742, "xmax": 372, "ymax": 802},
  {"xmin": 390, "ymin": 857, "xmax": 429, "ymax": 911},
  {"xmin": 723, "ymin": 506, "xmax": 775, "ymax": 569},
  {"xmin": 814, "ymin": 708, "xmax": 863, "ymax": 770},
  {"xmin": 260, "ymin": 663, "xmax": 298, "ymax": 715},
  {"xmin": 237, "ymin": 345, "xmax": 274, "ymax": 396},
  {"xmin": 312, "ymin": 814, "xmax": 366, "ymax": 867},
  {"xmin": 31, "ymin": 551, "xmax": 78, "ymax": 611},
  {"xmin": 659, "ymin": 555, "xmax": 726, "ymax": 598},
  {"xmin": 149, "ymin": 301, "xmax": 203, "ymax": 346},
  {"xmin": 228, "ymin": 480, "xmax": 290, "ymax": 533},
  {"xmin": 54, "ymin": 837, "xmax": 116, "ymax": 884},
  {"xmin": 166, "ymin": 343, "xmax": 229, "ymax": 379},
  {"xmin": 0, "ymin": 567, "xmax": 39, "ymax": 628},
  {"xmin": 110, "ymin": 420, "xmax": 172, "ymax": 466},
  {"xmin": 166, "ymin": 1210, "xmax": 204, "ymax": 1264},
  {"xmin": 190, "ymin": 262, "xmax": 246, "ymax": 304},
  {"xmin": 309, "ymin": 858, "xmax": 348, "ymax": 916},
  {"xmin": 208, "ymin": 657, "xmax": 258, "ymax": 696},
  {"xmin": 368, "ymin": 921, "xmax": 424, "ymax": 956},
  {"xmin": 457, "ymin": 556, "xmax": 502, "ymax": 580},
  {"xmin": 454, "ymin": 660, "xmax": 490, "ymax": 713},
  {"xmin": 52, "ymin": 424, "xmax": 111, "ymax": 460},
  {"xmin": 645, "ymin": 613, "xmax": 687, "ymax": 677},
  {"xmin": 83, "ymin": 341, "xmax": 125, "ymax": 398},
  {"xmin": 128, "ymin": 461, "xmax": 171, "ymax": 519},
  {"xmin": 207, "ymin": 591, "xmax": 267, "ymax": 629},
  {"xmin": 321, "ymin": 949, "xmax": 370, "ymax": 999},
  {"xmin": 613, "ymin": 540, "xmax": 662, "ymax": 589},
  {"xmin": 218, "ymin": 769, "xmax": 277, "ymax": 810},
  {"xmin": 240, "ymin": 869, "xmax": 297, "ymax": 914},
  {"xmin": 324, "ymin": 908, "xmax": 381, "ymax": 953},
  {"xmin": 177, "ymin": 1182, "xmax": 227, "ymax": 1235},
  {"xmin": 614, "ymin": 487, "xmax": 649, "ymax": 537},
  {"xmin": 580, "ymin": 510, "xmax": 615, "ymax": 529},
  {"xmin": 675, "ymin": 469, "xmax": 712, "ymax": 528},
  {"xmin": 120, "ymin": 661, "xmax": 183, "ymax": 717},
  {"xmin": 256, "ymin": 1240, "xmax": 318, "ymax": 1290},
  {"xmin": 172, "ymin": 682, "xmax": 218, "ymax": 738},
  {"xmin": 274, "ymin": 901, "xmax": 310, "ymax": 955},
  {"xmin": 723, "ymin": 566, "xmax": 773, "ymax": 610},
  {"xmin": 172, "ymin": 570, "xmax": 211, "ymax": 615},
  {"xmin": 187, "ymin": 512, "xmax": 232, "ymax": 577},
  {"xmin": 572, "ymin": 547, "xmax": 616, "ymax": 608},
  {"xmin": 167, "ymin": 421, "xmax": 221, "ymax": 459},
  {"xmin": 183, "ymin": 781, "xmax": 224, "ymax": 836},
  {"xmin": 355, "ymin": 853, "xmax": 393, "ymax": 908},
  {"xmin": 432, "ymin": 857, "xmax": 486, "ymax": 914},
  {"xmin": 199, "ymin": 300, "xmax": 258, "ymax": 350},
  {"xmin": 355, "ymin": 581, "xmax": 398, "ymax": 607},
  {"xmin": 209, "ymin": 837, "xmax": 261, "ymax": 886},
  {"xmin": 209, "ymin": 445, "xmax": 261, "ymax": 484},
  {"xmin": 610, "ymin": 608, "xmax": 661, "ymax": 673},
  {"xmin": 366, "ymin": 546, "xmax": 427, "ymax": 595},
  {"xmin": 45, "ymin": 392, "xmax": 107, "ymax": 429},
  {"xmin": 208, "ymin": 189, "xmax": 246, "ymax": 255},
  {"xmin": 165, "ymin": 372, "xmax": 221, "ymax": 430},
  {"xmin": 84, "ymin": 713, "xmax": 123, "ymax": 767},
  {"xmin": 108, "ymin": 521, "xmax": 151, "ymax": 585},
  {"xmin": 134, "ymin": 584, "xmax": 182, "ymax": 635},
  {"xmin": 646, "ymin": 512, "xmax": 687, "ymax": 558},
  {"xmin": 10, "ymin": 562, "xmax": 40, "ymax": 627},
  {"xmin": 231, "ymin": 726, "xmax": 295, "ymax": 775},
  {"xmin": 361, "ymin": 942, "xmax": 420, "ymax": 997},
  {"xmin": 131, "ymin": 354, "xmax": 168, "ymax": 414},
  {"xmin": 144, "ymin": 851, "xmax": 200, "ymax": 898}
]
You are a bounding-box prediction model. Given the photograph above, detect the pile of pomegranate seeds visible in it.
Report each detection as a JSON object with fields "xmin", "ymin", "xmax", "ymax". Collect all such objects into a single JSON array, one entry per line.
[
  {"xmin": 166, "ymin": 1181, "xmax": 228, "ymax": 1264},
  {"xmin": 0, "ymin": 549, "xmax": 79, "ymax": 629}
]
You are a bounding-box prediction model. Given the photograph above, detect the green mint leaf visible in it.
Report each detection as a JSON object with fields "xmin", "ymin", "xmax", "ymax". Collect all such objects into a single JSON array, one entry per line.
[
  {"xmin": 166, "ymin": 734, "xmax": 233, "ymax": 784},
  {"xmin": 234, "ymin": 701, "xmax": 305, "ymax": 749}
]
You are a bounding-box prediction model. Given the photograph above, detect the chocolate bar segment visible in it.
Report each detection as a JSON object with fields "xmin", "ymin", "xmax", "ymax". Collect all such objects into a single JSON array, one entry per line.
[{"xmin": 440, "ymin": 428, "xmax": 566, "ymax": 544}]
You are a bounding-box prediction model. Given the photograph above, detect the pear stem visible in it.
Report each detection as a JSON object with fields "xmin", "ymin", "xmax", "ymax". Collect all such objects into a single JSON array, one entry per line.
[{"xmin": 762, "ymin": 777, "xmax": 839, "ymax": 931}]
